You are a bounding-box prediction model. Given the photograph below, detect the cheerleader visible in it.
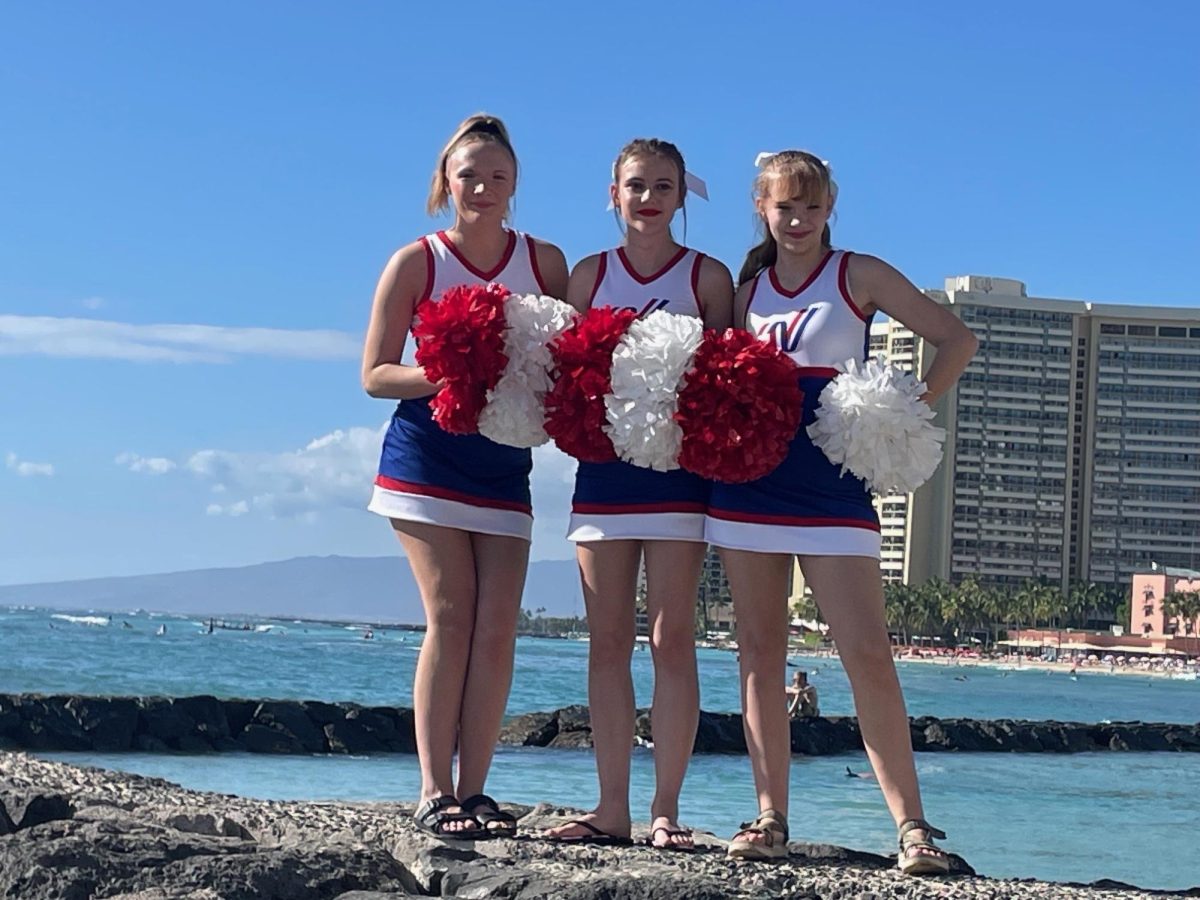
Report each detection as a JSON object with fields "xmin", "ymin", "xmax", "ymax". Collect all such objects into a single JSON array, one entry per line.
[
  {"xmin": 361, "ymin": 114, "xmax": 568, "ymax": 839},
  {"xmin": 545, "ymin": 139, "xmax": 733, "ymax": 851},
  {"xmin": 709, "ymin": 151, "xmax": 976, "ymax": 872}
]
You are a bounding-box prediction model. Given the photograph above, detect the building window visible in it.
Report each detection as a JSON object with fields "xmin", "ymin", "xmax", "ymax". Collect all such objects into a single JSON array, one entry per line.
[
  {"xmin": 1159, "ymin": 326, "xmax": 1187, "ymax": 338},
  {"xmin": 1100, "ymin": 323, "xmax": 1126, "ymax": 335},
  {"xmin": 1128, "ymin": 325, "xmax": 1155, "ymax": 336}
]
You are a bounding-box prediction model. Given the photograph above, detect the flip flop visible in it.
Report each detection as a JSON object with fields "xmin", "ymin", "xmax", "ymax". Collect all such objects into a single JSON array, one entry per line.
[
  {"xmin": 544, "ymin": 819, "xmax": 632, "ymax": 846},
  {"xmin": 647, "ymin": 825, "xmax": 695, "ymax": 853},
  {"xmin": 459, "ymin": 793, "xmax": 518, "ymax": 839}
]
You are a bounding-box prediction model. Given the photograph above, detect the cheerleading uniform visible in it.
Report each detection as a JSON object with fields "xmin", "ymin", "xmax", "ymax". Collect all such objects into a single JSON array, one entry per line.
[
  {"xmin": 368, "ymin": 229, "xmax": 549, "ymax": 540},
  {"xmin": 567, "ymin": 246, "xmax": 711, "ymax": 543},
  {"xmin": 705, "ymin": 249, "xmax": 881, "ymax": 558}
]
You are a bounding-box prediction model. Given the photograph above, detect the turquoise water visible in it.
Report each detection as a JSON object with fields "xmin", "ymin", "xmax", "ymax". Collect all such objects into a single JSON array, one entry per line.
[
  {"xmin": 6, "ymin": 606, "xmax": 1200, "ymax": 890},
  {"xmin": 5, "ymin": 606, "xmax": 1198, "ymax": 722}
]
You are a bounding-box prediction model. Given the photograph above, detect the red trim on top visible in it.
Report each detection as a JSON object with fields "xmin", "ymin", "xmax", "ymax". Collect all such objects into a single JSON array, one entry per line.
[
  {"xmin": 689, "ymin": 251, "xmax": 705, "ymax": 317},
  {"xmin": 435, "ymin": 229, "xmax": 517, "ymax": 281},
  {"xmin": 572, "ymin": 500, "xmax": 708, "ymax": 516},
  {"xmin": 374, "ymin": 475, "xmax": 531, "ymax": 514},
  {"xmin": 837, "ymin": 251, "xmax": 870, "ymax": 322},
  {"xmin": 768, "ymin": 249, "xmax": 834, "ymax": 299},
  {"xmin": 707, "ymin": 507, "xmax": 881, "ymax": 531},
  {"xmin": 616, "ymin": 245, "xmax": 689, "ymax": 285},
  {"xmin": 587, "ymin": 253, "xmax": 608, "ymax": 308},
  {"xmin": 526, "ymin": 234, "xmax": 548, "ymax": 294},
  {"xmin": 416, "ymin": 236, "xmax": 436, "ymax": 307},
  {"xmin": 794, "ymin": 366, "xmax": 841, "ymax": 378}
]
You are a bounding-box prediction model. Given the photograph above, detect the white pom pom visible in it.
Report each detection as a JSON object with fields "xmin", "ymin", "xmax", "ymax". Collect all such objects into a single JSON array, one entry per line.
[
  {"xmin": 478, "ymin": 294, "xmax": 577, "ymax": 448},
  {"xmin": 604, "ymin": 309, "xmax": 704, "ymax": 471},
  {"xmin": 806, "ymin": 358, "xmax": 946, "ymax": 493}
]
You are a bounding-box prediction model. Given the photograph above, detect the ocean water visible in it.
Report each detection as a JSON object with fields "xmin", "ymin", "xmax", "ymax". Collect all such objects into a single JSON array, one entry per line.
[{"xmin": 6, "ymin": 606, "xmax": 1200, "ymax": 890}]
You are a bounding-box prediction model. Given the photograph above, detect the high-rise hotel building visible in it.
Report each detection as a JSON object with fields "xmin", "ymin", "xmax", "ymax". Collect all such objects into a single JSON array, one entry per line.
[{"xmin": 871, "ymin": 276, "xmax": 1199, "ymax": 592}]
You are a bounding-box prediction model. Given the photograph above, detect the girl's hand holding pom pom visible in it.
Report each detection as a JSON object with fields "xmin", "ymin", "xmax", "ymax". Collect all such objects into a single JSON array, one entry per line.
[{"xmin": 806, "ymin": 357, "xmax": 946, "ymax": 493}]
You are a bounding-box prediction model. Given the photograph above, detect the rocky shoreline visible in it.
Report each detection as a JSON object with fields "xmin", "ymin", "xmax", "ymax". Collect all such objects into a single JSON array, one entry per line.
[
  {"xmin": 2, "ymin": 694, "xmax": 1198, "ymax": 757},
  {"xmin": 3, "ymin": 752, "xmax": 1195, "ymax": 899}
]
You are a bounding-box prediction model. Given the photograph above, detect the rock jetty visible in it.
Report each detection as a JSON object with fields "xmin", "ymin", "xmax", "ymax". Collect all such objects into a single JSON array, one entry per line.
[{"xmin": 2, "ymin": 694, "xmax": 1198, "ymax": 757}]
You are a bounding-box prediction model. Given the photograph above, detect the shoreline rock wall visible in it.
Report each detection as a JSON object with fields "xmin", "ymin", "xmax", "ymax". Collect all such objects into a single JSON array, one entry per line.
[{"xmin": 2, "ymin": 694, "xmax": 1198, "ymax": 756}]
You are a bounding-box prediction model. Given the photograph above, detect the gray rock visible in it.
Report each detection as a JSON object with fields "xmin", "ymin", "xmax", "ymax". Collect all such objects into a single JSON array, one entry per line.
[{"xmin": 0, "ymin": 754, "xmax": 1188, "ymax": 900}]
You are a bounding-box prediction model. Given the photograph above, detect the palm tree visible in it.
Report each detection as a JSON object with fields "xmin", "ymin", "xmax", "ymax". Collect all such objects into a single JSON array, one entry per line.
[
  {"xmin": 1161, "ymin": 591, "xmax": 1200, "ymax": 659},
  {"xmin": 979, "ymin": 583, "xmax": 1010, "ymax": 649},
  {"xmin": 885, "ymin": 582, "xmax": 927, "ymax": 646}
]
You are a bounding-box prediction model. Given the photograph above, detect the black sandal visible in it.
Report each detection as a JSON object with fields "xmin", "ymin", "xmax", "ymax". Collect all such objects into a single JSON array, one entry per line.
[
  {"xmin": 459, "ymin": 793, "xmax": 518, "ymax": 839},
  {"xmin": 647, "ymin": 825, "xmax": 695, "ymax": 853},
  {"xmin": 897, "ymin": 818, "xmax": 950, "ymax": 876},
  {"xmin": 414, "ymin": 794, "xmax": 485, "ymax": 840}
]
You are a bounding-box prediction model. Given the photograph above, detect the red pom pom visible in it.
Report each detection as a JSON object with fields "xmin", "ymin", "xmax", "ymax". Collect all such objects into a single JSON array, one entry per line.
[
  {"xmin": 544, "ymin": 306, "xmax": 637, "ymax": 462},
  {"xmin": 413, "ymin": 283, "xmax": 511, "ymax": 434},
  {"xmin": 675, "ymin": 329, "xmax": 803, "ymax": 483}
]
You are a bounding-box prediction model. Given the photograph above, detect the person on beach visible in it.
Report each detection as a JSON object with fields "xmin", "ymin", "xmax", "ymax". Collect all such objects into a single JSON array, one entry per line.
[
  {"xmin": 362, "ymin": 114, "xmax": 568, "ymax": 840},
  {"xmin": 786, "ymin": 670, "xmax": 819, "ymax": 718},
  {"xmin": 705, "ymin": 151, "xmax": 977, "ymax": 873},
  {"xmin": 544, "ymin": 138, "xmax": 733, "ymax": 851}
]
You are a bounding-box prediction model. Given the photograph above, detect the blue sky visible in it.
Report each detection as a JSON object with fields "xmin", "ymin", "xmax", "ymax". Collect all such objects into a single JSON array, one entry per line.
[{"xmin": 2, "ymin": 1, "xmax": 1197, "ymax": 585}]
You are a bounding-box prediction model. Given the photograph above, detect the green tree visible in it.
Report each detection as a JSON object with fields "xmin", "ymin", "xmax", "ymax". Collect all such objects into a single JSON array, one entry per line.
[
  {"xmin": 884, "ymin": 582, "xmax": 918, "ymax": 646},
  {"xmin": 1162, "ymin": 591, "xmax": 1200, "ymax": 659}
]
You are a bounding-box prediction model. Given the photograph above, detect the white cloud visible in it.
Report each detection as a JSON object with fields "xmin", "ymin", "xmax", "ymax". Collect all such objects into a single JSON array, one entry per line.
[
  {"xmin": 0, "ymin": 315, "xmax": 360, "ymax": 364},
  {"xmin": 115, "ymin": 452, "xmax": 177, "ymax": 474},
  {"xmin": 80, "ymin": 297, "xmax": 105, "ymax": 310},
  {"xmin": 206, "ymin": 500, "xmax": 249, "ymax": 517},
  {"xmin": 5, "ymin": 452, "xmax": 54, "ymax": 477},
  {"xmin": 183, "ymin": 425, "xmax": 385, "ymax": 519},
  {"xmin": 121, "ymin": 423, "xmax": 577, "ymax": 561}
]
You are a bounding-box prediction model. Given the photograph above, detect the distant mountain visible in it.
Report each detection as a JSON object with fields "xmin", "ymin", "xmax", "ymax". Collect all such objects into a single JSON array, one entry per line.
[{"xmin": 0, "ymin": 555, "xmax": 584, "ymax": 625}]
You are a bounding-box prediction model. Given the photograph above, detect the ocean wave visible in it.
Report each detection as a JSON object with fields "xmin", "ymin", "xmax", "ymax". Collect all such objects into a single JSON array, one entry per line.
[{"xmin": 50, "ymin": 614, "xmax": 110, "ymax": 627}]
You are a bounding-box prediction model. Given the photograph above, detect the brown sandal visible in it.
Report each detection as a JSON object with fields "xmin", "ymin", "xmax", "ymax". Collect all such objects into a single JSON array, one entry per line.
[
  {"xmin": 897, "ymin": 818, "xmax": 950, "ymax": 876},
  {"xmin": 727, "ymin": 808, "xmax": 789, "ymax": 860}
]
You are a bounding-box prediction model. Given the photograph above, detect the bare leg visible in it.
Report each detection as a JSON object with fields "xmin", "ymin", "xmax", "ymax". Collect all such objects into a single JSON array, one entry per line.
[
  {"xmin": 544, "ymin": 540, "xmax": 640, "ymax": 840},
  {"xmin": 391, "ymin": 520, "xmax": 478, "ymax": 834},
  {"xmin": 721, "ymin": 547, "xmax": 793, "ymax": 846},
  {"xmin": 456, "ymin": 531, "xmax": 529, "ymax": 817},
  {"xmin": 800, "ymin": 555, "xmax": 941, "ymax": 861},
  {"xmin": 642, "ymin": 540, "xmax": 705, "ymax": 849}
]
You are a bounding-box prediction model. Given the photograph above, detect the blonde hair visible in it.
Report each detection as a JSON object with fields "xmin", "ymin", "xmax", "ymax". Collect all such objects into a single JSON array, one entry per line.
[
  {"xmin": 426, "ymin": 114, "xmax": 519, "ymax": 216},
  {"xmin": 737, "ymin": 151, "xmax": 837, "ymax": 287},
  {"xmin": 611, "ymin": 137, "xmax": 688, "ymax": 238}
]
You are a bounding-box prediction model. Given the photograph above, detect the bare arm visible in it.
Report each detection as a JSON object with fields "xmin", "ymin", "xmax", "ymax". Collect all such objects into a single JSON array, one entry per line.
[
  {"xmin": 565, "ymin": 254, "xmax": 603, "ymax": 314},
  {"xmin": 532, "ymin": 239, "xmax": 570, "ymax": 299},
  {"xmin": 360, "ymin": 242, "xmax": 442, "ymax": 400},
  {"xmin": 731, "ymin": 279, "xmax": 755, "ymax": 332},
  {"xmin": 697, "ymin": 256, "xmax": 734, "ymax": 330},
  {"xmin": 849, "ymin": 254, "xmax": 978, "ymax": 403}
]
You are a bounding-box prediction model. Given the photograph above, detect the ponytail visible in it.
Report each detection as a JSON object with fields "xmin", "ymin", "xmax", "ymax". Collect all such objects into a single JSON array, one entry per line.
[{"xmin": 738, "ymin": 234, "xmax": 777, "ymax": 288}]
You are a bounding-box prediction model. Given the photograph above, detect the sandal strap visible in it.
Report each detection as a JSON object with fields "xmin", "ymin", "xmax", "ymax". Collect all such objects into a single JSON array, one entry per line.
[
  {"xmin": 415, "ymin": 794, "xmax": 459, "ymax": 825},
  {"xmin": 458, "ymin": 793, "xmax": 499, "ymax": 814},
  {"xmin": 898, "ymin": 818, "xmax": 947, "ymax": 844},
  {"xmin": 736, "ymin": 808, "xmax": 789, "ymax": 843}
]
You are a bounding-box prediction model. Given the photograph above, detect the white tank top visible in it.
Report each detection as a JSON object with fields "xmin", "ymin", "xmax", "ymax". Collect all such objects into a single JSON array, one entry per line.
[
  {"xmin": 745, "ymin": 249, "xmax": 871, "ymax": 367},
  {"xmin": 418, "ymin": 229, "xmax": 547, "ymax": 308},
  {"xmin": 588, "ymin": 246, "xmax": 705, "ymax": 319}
]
